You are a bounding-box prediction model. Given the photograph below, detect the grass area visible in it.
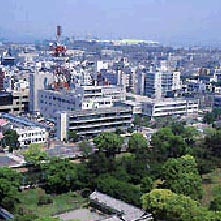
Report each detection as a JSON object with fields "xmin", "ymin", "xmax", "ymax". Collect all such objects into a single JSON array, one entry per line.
[
  {"xmin": 15, "ymin": 188, "xmax": 88, "ymax": 217},
  {"xmin": 201, "ymin": 168, "xmax": 221, "ymax": 207}
]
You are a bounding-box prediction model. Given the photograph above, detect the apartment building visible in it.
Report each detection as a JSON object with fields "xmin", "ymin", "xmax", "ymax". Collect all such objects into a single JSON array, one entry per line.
[{"xmin": 138, "ymin": 69, "xmax": 181, "ymax": 99}]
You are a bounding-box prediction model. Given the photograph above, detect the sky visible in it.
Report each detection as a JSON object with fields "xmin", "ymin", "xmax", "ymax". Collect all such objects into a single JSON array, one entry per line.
[{"xmin": 0, "ymin": 0, "xmax": 221, "ymax": 45}]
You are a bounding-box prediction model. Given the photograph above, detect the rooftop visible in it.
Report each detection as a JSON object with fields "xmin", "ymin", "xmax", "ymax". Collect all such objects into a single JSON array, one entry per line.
[{"xmin": 90, "ymin": 192, "xmax": 153, "ymax": 221}]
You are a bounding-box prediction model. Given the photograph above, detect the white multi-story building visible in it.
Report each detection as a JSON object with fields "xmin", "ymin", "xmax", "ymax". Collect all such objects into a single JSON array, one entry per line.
[
  {"xmin": 29, "ymin": 71, "xmax": 54, "ymax": 113},
  {"xmin": 56, "ymin": 106, "xmax": 132, "ymax": 140},
  {"xmin": 142, "ymin": 98, "xmax": 199, "ymax": 118},
  {"xmin": 138, "ymin": 68, "xmax": 181, "ymax": 99},
  {"xmin": 15, "ymin": 127, "xmax": 48, "ymax": 146},
  {"xmin": 38, "ymin": 85, "xmax": 126, "ymax": 120}
]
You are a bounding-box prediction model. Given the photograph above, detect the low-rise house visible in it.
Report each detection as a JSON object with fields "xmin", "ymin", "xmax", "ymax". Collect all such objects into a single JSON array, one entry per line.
[{"xmin": 90, "ymin": 192, "xmax": 153, "ymax": 221}]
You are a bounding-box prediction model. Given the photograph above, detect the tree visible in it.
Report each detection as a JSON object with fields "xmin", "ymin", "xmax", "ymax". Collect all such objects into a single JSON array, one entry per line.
[
  {"xmin": 204, "ymin": 129, "xmax": 221, "ymax": 158},
  {"xmin": 0, "ymin": 167, "xmax": 21, "ymax": 212},
  {"xmin": 142, "ymin": 189, "xmax": 221, "ymax": 221},
  {"xmin": 93, "ymin": 132, "xmax": 123, "ymax": 158},
  {"xmin": 43, "ymin": 158, "xmax": 79, "ymax": 194},
  {"xmin": 128, "ymin": 133, "xmax": 147, "ymax": 154},
  {"xmin": 68, "ymin": 131, "xmax": 79, "ymax": 142},
  {"xmin": 87, "ymin": 152, "xmax": 110, "ymax": 177},
  {"xmin": 151, "ymin": 127, "xmax": 187, "ymax": 162},
  {"xmin": 96, "ymin": 175, "xmax": 141, "ymax": 206},
  {"xmin": 3, "ymin": 129, "xmax": 20, "ymax": 153},
  {"xmin": 23, "ymin": 143, "xmax": 48, "ymax": 167},
  {"xmin": 210, "ymin": 195, "xmax": 221, "ymax": 211},
  {"xmin": 78, "ymin": 140, "xmax": 92, "ymax": 158},
  {"xmin": 140, "ymin": 176, "xmax": 153, "ymax": 194},
  {"xmin": 162, "ymin": 155, "xmax": 203, "ymax": 200}
]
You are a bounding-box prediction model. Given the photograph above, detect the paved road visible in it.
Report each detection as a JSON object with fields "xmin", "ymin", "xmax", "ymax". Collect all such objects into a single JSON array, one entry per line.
[{"xmin": 56, "ymin": 209, "xmax": 105, "ymax": 221}]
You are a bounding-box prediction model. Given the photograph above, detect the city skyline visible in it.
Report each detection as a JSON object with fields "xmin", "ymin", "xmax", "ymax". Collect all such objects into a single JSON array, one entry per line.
[{"xmin": 0, "ymin": 0, "xmax": 221, "ymax": 45}]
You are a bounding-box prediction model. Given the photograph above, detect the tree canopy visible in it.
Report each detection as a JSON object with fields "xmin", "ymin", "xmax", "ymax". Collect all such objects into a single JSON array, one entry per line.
[
  {"xmin": 142, "ymin": 189, "xmax": 221, "ymax": 221},
  {"xmin": 128, "ymin": 133, "xmax": 147, "ymax": 154},
  {"xmin": 0, "ymin": 167, "xmax": 21, "ymax": 212},
  {"xmin": 3, "ymin": 129, "xmax": 20, "ymax": 153},
  {"xmin": 93, "ymin": 132, "xmax": 123, "ymax": 158},
  {"xmin": 23, "ymin": 143, "xmax": 48, "ymax": 166},
  {"xmin": 162, "ymin": 155, "xmax": 203, "ymax": 200},
  {"xmin": 42, "ymin": 158, "xmax": 79, "ymax": 194}
]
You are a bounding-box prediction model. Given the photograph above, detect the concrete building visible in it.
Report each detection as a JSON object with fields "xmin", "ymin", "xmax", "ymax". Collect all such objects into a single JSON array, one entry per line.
[
  {"xmin": 0, "ymin": 91, "xmax": 29, "ymax": 114},
  {"xmin": 0, "ymin": 113, "xmax": 48, "ymax": 147},
  {"xmin": 38, "ymin": 85, "xmax": 126, "ymax": 120},
  {"xmin": 138, "ymin": 69, "xmax": 181, "ymax": 99},
  {"xmin": 56, "ymin": 106, "xmax": 132, "ymax": 141},
  {"xmin": 29, "ymin": 71, "xmax": 54, "ymax": 113},
  {"xmin": 142, "ymin": 98, "xmax": 199, "ymax": 118},
  {"xmin": 214, "ymin": 95, "xmax": 221, "ymax": 108},
  {"xmin": 15, "ymin": 127, "xmax": 47, "ymax": 146}
]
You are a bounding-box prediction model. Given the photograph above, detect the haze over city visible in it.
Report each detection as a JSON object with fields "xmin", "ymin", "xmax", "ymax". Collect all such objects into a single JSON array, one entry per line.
[{"xmin": 0, "ymin": 0, "xmax": 221, "ymax": 45}]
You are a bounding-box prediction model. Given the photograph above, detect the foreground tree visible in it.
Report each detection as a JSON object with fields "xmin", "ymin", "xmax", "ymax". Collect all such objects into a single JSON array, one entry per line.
[
  {"xmin": 162, "ymin": 155, "xmax": 203, "ymax": 200},
  {"xmin": 43, "ymin": 158, "xmax": 79, "ymax": 194},
  {"xmin": 0, "ymin": 167, "xmax": 21, "ymax": 212},
  {"xmin": 142, "ymin": 189, "xmax": 221, "ymax": 221},
  {"xmin": 96, "ymin": 175, "xmax": 141, "ymax": 206}
]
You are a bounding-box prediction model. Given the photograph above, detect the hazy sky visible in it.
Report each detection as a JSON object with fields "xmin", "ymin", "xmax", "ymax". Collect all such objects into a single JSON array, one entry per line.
[{"xmin": 0, "ymin": 0, "xmax": 221, "ymax": 44}]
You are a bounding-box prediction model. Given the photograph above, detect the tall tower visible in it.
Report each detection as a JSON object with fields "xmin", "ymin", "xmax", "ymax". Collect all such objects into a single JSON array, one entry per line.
[{"xmin": 49, "ymin": 26, "xmax": 70, "ymax": 91}]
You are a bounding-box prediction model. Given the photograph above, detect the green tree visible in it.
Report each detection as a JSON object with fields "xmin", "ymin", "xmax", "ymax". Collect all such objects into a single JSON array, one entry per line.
[
  {"xmin": 78, "ymin": 140, "xmax": 92, "ymax": 158},
  {"xmin": 128, "ymin": 133, "xmax": 147, "ymax": 154},
  {"xmin": 140, "ymin": 176, "xmax": 153, "ymax": 194},
  {"xmin": 0, "ymin": 167, "xmax": 21, "ymax": 212},
  {"xmin": 23, "ymin": 143, "xmax": 48, "ymax": 167},
  {"xmin": 68, "ymin": 131, "xmax": 79, "ymax": 142},
  {"xmin": 204, "ymin": 129, "xmax": 221, "ymax": 158},
  {"xmin": 87, "ymin": 152, "xmax": 110, "ymax": 177},
  {"xmin": 43, "ymin": 158, "xmax": 79, "ymax": 194},
  {"xmin": 210, "ymin": 195, "xmax": 221, "ymax": 211},
  {"xmin": 96, "ymin": 175, "xmax": 141, "ymax": 206},
  {"xmin": 142, "ymin": 189, "xmax": 221, "ymax": 221},
  {"xmin": 203, "ymin": 112, "xmax": 215, "ymax": 125},
  {"xmin": 3, "ymin": 129, "xmax": 20, "ymax": 153},
  {"xmin": 151, "ymin": 127, "xmax": 187, "ymax": 162},
  {"xmin": 93, "ymin": 132, "xmax": 123, "ymax": 158},
  {"xmin": 162, "ymin": 155, "xmax": 203, "ymax": 200}
]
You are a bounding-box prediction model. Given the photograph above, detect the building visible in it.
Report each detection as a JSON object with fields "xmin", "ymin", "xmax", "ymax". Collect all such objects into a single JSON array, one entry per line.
[
  {"xmin": 138, "ymin": 69, "xmax": 181, "ymax": 99},
  {"xmin": 0, "ymin": 113, "xmax": 48, "ymax": 147},
  {"xmin": 0, "ymin": 91, "xmax": 29, "ymax": 114},
  {"xmin": 56, "ymin": 106, "xmax": 132, "ymax": 141},
  {"xmin": 15, "ymin": 127, "xmax": 47, "ymax": 146},
  {"xmin": 142, "ymin": 98, "xmax": 199, "ymax": 118},
  {"xmin": 29, "ymin": 71, "xmax": 54, "ymax": 113},
  {"xmin": 38, "ymin": 85, "xmax": 126, "ymax": 120},
  {"xmin": 214, "ymin": 95, "xmax": 221, "ymax": 108},
  {"xmin": 90, "ymin": 192, "xmax": 153, "ymax": 221}
]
